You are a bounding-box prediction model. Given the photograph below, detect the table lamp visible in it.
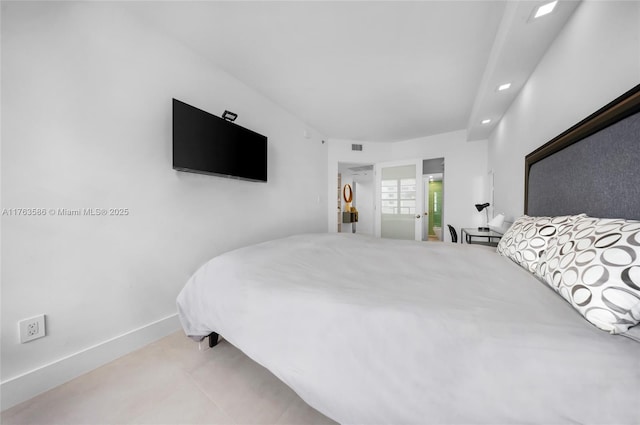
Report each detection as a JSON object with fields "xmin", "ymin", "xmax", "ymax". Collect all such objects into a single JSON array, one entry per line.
[{"xmin": 475, "ymin": 203, "xmax": 490, "ymax": 231}]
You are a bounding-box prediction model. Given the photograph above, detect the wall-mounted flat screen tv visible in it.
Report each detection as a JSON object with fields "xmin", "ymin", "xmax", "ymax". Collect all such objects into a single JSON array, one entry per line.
[{"xmin": 173, "ymin": 99, "xmax": 267, "ymax": 182}]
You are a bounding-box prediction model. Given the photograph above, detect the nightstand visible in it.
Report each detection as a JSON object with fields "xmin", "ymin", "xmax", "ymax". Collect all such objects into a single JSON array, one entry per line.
[{"xmin": 460, "ymin": 228, "xmax": 503, "ymax": 247}]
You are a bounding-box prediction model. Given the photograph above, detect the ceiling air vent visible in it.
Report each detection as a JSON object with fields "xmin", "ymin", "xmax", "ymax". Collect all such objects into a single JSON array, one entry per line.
[{"xmin": 351, "ymin": 144, "xmax": 363, "ymax": 151}]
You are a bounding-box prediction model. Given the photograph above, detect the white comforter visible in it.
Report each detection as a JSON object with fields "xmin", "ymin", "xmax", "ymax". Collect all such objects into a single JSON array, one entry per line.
[{"xmin": 177, "ymin": 233, "xmax": 640, "ymax": 424}]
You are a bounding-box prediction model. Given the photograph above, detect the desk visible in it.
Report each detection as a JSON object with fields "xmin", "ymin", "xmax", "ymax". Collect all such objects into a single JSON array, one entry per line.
[{"xmin": 461, "ymin": 228, "xmax": 503, "ymax": 246}]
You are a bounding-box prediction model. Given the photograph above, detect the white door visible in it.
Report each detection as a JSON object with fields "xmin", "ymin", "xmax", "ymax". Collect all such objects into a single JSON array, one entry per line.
[{"xmin": 375, "ymin": 159, "xmax": 423, "ymax": 241}]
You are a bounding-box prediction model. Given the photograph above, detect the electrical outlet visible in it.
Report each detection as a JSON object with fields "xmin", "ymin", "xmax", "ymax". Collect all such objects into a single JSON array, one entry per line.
[{"xmin": 19, "ymin": 314, "xmax": 46, "ymax": 343}]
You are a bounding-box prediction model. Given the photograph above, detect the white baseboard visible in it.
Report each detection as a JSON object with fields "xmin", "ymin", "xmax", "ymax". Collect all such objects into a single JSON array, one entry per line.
[{"xmin": 0, "ymin": 313, "xmax": 181, "ymax": 411}]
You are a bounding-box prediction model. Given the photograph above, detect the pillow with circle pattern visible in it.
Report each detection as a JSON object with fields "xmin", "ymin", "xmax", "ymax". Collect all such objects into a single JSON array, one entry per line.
[
  {"xmin": 537, "ymin": 216, "xmax": 640, "ymax": 334},
  {"xmin": 496, "ymin": 214, "xmax": 584, "ymax": 275}
]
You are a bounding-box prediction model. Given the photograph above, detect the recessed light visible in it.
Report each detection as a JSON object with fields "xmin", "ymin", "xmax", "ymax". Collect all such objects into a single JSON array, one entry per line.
[
  {"xmin": 498, "ymin": 83, "xmax": 511, "ymax": 91},
  {"xmin": 481, "ymin": 119, "xmax": 491, "ymax": 125},
  {"xmin": 534, "ymin": 0, "xmax": 557, "ymax": 18}
]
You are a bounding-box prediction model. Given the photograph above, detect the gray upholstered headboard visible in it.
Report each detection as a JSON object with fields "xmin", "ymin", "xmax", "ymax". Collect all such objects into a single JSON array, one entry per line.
[{"xmin": 525, "ymin": 84, "xmax": 640, "ymax": 220}]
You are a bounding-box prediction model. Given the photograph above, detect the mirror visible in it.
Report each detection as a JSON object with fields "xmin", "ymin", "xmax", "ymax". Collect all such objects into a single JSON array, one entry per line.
[{"xmin": 343, "ymin": 184, "xmax": 353, "ymax": 203}]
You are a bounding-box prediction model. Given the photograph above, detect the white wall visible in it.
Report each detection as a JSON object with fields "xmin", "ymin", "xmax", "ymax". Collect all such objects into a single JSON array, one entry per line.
[
  {"xmin": 1, "ymin": 2, "xmax": 327, "ymax": 408},
  {"xmin": 354, "ymin": 179, "xmax": 374, "ymax": 236},
  {"xmin": 488, "ymin": 0, "xmax": 640, "ymax": 221},
  {"xmin": 328, "ymin": 131, "xmax": 489, "ymax": 241}
]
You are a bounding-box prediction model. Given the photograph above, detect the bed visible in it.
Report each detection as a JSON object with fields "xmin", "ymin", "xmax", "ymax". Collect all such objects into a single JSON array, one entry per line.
[{"xmin": 177, "ymin": 85, "xmax": 640, "ymax": 425}]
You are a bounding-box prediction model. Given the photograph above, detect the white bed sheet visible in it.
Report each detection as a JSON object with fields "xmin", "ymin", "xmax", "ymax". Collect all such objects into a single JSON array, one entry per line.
[{"xmin": 177, "ymin": 233, "xmax": 640, "ymax": 424}]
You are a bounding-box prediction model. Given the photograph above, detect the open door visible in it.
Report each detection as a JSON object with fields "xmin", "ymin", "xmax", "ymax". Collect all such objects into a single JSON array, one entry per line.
[{"xmin": 375, "ymin": 159, "xmax": 423, "ymax": 241}]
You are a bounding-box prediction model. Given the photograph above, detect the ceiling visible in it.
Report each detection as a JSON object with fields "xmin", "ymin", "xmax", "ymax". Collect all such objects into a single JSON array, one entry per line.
[
  {"xmin": 338, "ymin": 162, "xmax": 375, "ymax": 182},
  {"xmin": 127, "ymin": 1, "xmax": 580, "ymax": 142}
]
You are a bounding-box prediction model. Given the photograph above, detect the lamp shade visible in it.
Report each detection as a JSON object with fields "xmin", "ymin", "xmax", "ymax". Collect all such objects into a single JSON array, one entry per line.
[
  {"xmin": 488, "ymin": 213, "xmax": 505, "ymax": 230},
  {"xmin": 475, "ymin": 202, "xmax": 490, "ymax": 212}
]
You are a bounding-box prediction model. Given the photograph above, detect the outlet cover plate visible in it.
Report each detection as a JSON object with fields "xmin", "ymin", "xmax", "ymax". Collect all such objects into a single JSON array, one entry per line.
[{"xmin": 19, "ymin": 314, "xmax": 46, "ymax": 343}]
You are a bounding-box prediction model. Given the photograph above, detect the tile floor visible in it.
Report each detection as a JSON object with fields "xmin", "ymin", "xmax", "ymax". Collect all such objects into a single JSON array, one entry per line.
[{"xmin": 1, "ymin": 331, "xmax": 337, "ymax": 425}]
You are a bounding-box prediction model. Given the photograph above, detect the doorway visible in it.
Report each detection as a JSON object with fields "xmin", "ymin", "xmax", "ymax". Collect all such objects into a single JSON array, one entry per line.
[
  {"xmin": 337, "ymin": 162, "xmax": 374, "ymax": 235},
  {"xmin": 422, "ymin": 158, "xmax": 445, "ymax": 242}
]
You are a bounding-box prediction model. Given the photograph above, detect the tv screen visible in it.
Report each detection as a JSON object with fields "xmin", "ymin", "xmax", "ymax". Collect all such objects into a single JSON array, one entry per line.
[{"xmin": 173, "ymin": 99, "xmax": 267, "ymax": 182}]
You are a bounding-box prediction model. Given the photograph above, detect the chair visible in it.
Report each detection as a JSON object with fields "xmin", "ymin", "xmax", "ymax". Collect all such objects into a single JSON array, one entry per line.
[{"xmin": 447, "ymin": 225, "xmax": 458, "ymax": 243}]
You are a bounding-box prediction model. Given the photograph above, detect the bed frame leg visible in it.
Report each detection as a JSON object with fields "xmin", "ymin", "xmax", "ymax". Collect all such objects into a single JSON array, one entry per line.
[{"xmin": 208, "ymin": 332, "xmax": 219, "ymax": 348}]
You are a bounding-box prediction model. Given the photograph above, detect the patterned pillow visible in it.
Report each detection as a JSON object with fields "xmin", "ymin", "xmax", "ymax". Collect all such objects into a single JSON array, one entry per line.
[
  {"xmin": 537, "ymin": 216, "xmax": 640, "ymax": 334},
  {"xmin": 496, "ymin": 215, "xmax": 583, "ymax": 274}
]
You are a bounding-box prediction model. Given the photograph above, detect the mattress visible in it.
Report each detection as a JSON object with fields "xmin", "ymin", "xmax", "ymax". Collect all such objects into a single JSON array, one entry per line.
[{"xmin": 177, "ymin": 233, "xmax": 640, "ymax": 424}]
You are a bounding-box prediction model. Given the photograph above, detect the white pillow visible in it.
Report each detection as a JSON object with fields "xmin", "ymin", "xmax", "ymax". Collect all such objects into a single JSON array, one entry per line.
[
  {"xmin": 537, "ymin": 216, "xmax": 640, "ymax": 334},
  {"xmin": 496, "ymin": 215, "xmax": 583, "ymax": 274}
]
